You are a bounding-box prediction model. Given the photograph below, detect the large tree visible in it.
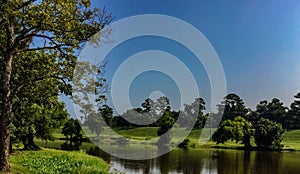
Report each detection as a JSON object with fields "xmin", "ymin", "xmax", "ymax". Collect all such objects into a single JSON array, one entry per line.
[
  {"xmin": 212, "ymin": 116, "xmax": 253, "ymax": 148},
  {"xmin": 256, "ymin": 98, "xmax": 287, "ymax": 126},
  {"xmin": 85, "ymin": 104, "xmax": 113, "ymax": 137},
  {"xmin": 62, "ymin": 118, "xmax": 82, "ymax": 143},
  {"xmin": 254, "ymin": 118, "xmax": 285, "ymax": 150},
  {"xmin": 11, "ymin": 73, "xmax": 69, "ymax": 150},
  {"xmin": 219, "ymin": 93, "xmax": 248, "ymax": 121},
  {"xmin": 0, "ymin": 0, "xmax": 112, "ymax": 171},
  {"xmin": 157, "ymin": 107, "xmax": 175, "ymax": 145},
  {"xmin": 183, "ymin": 98, "xmax": 206, "ymax": 128}
]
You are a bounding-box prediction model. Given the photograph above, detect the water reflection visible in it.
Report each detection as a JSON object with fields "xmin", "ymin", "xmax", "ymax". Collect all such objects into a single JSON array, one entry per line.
[
  {"xmin": 102, "ymin": 149, "xmax": 300, "ymax": 174},
  {"xmin": 37, "ymin": 141, "xmax": 300, "ymax": 174}
]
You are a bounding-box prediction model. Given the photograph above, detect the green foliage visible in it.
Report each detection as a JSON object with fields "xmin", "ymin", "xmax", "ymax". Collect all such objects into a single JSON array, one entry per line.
[
  {"xmin": 10, "ymin": 149, "xmax": 109, "ymax": 174},
  {"xmin": 85, "ymin": 113, "xmax": 104, "ymax": 137},
  {"xmin": 183, "ymin": 98, "xmax": 206, "ymax": 128},
  {"xmin": 256, "ymin": 98, "xmax": 287, "ymax": 126},
  {"xmin": 84, "ymin": 105, "xmax": 113, "ymax": 137},
  {"xmin": 218, "ymin": 93, "xmax": 249, "ymax": 121},
  {"xmin": 285, "ymin": 92, "xmax": 300, "ymax": 129},
  {"xmin": 72, "ymin": 61, "xmax": 109, "ymax": 122},
  {"xmin": 156, "ymin": 100, "xmax": 175, "ymax": 145},
  {"xmin": 157, "ymin": 109, "xmax": 175, "ymax": 136},
  {"xmin": 62, "ymin": 118, "xmax": 82, "ymax": 143},
  {"xmin": 99, "ymin": 105, "xmax": 113, "ymax": 127},
  {"xmin": 212, "ymin": 116, "xmax": 253, "ymax": 148},
  {"xmin": 254, "ymin": 118, "xmax": 285, "ymax": 150},
  {"xmin": 12, "ymin": 96, "xmax": 69, "ymax": 149}
]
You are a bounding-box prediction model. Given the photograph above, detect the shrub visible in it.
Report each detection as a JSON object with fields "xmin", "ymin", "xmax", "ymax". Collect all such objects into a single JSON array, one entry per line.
[{"xmin": 254, "ymin": 118, "xmax": 285, "ymax": 150}]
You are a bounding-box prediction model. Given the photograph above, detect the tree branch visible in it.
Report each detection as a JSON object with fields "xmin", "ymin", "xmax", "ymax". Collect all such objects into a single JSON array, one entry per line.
[
  {"xmin": 14, "ymin": 33, "xmax": 72, "ymax": 55},
  {"xmin": 15, "ymin": 44, "xmax": 67, "ymax": 54},
  {"xmin": 14, "ymin": 21, "xmax": 42, "ymax": 49},
  {"xmin": 11, "ymin": 75, "xmax": 70, "ymax": 99}
]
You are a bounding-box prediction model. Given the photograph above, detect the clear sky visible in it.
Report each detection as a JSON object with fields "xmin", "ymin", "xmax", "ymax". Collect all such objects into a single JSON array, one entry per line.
[{"xmin": 65, "ymin": 0, "xmax": 300, "ymax": 116}]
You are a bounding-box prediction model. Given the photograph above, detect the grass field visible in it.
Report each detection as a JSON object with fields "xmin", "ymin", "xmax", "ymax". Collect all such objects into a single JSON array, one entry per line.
[
  {"xmin": 107, "ymin": 127, "xmax": 300, "ymax": 151},
  {"xmin": 48, "ymin": 127, "xmax": 300, "ymax": 151},
  {"xmin": 10, "ymin": 148, "xmax": 110, "ymax": 174},
  {"xmin": 113, "ymin": 127, "xmax": 159, "ymax": 139},
  {"xmin": 282, "ymin": 129, "xmax": 300, "ymax": 151}
]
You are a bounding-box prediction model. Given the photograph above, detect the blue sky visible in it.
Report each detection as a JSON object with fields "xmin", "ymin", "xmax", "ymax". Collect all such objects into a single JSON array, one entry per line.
[{"xmin": 65, "ymin": 0, "xmax": 300, "ymax": 115}]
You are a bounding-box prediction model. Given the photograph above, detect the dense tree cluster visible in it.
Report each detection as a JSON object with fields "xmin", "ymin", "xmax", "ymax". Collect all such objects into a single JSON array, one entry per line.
[
  {"xmin": 211, "ymin": 93, "xmax": 300, "ymax": 150},
  {"xmin": 107, "ymin": 92, "xmax": 300, "ymax": 149},
  {"xmin": 112, "ymin": 97, "xmax": 207, "ymax": 129},
  {"xmin": 62, "ymin": 118, "xmax": 82, "ymax": 143},
  {"xmin": 254, "ymin": 118, "xmax": 285, "ymax": 150}
]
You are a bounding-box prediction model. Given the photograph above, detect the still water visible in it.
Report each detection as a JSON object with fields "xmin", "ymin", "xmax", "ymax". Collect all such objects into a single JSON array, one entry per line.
[{"xmin": 39, "ymin": 141, "xmax": 300, "ymax": 174}]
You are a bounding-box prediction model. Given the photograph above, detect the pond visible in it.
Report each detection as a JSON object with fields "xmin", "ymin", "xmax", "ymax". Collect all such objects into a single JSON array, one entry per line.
[{"xmin": 37, "ymin": 141, "xmax": 300, "ymax": 174}]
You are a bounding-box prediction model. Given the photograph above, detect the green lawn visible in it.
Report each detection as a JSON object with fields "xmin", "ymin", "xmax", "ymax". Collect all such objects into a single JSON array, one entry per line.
[
  {"xmin": 10, "ymin": 148, "xmax": 110, "ymax": 174},
  {"xmin": 110, "ymin": 127, "xmax": 300, "ymax": 151},
  {"xmin": 282, "ymin": 129, "xmax": 300, "ymax": 151},
  {"xmin": 113, "ymin": 127, "xmax": 159, "ymax": 139},
  {"xmin": 49, "ymin": 127, "xmax": 300, "ymax": 151}
]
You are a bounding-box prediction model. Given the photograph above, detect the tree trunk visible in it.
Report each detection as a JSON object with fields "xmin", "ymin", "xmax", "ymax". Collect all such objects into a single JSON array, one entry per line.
[
  {"xmin": 0, "ymin": 83, "xmax": 12, "ymax": 172},
  {"xmin": 22, "ymin": 132, "xmax": 39, "ymax": 150},
  {"xmin": 0, "ymin": 120, "xmax": 11, "ymax": 172},
  {"xmin": 0, "ymin": 12, "xmax": 15, "ymax": 171},
  {"xmin": 243, "ymin": 134, "xmax": 252, "ymax": 149},
  {"xmin": 26, "ymin": 132, "xmax": 39, "ymax": 150},
  {"xmin": 0, "ymin": 54, "xmax": 13, "ymax": 172}
]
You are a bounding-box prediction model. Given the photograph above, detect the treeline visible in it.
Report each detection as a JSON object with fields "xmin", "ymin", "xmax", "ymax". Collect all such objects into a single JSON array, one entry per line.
[
  {"xmin": 111, "ymin": 97, "xmax": 207, "ymax": 129},
  {"xmin": 211, "ymin": 92, "xmax": 300, "ymax": 150},
  {"xmin": 107, "ymin": 92, "xmax": 300, "ymax": 131},
  {"xmin": 82, "ymin": 92, "xmax": 300, "ymax": 149}
]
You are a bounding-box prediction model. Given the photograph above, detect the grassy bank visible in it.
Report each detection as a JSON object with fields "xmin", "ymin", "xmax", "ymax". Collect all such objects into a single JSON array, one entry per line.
[
  {"xmin": 35, "ymin": 127, "xmax": 300, "ymax": 152},
  {"xmin": 282, "ymin": 129, "xmax": 300, "ymax": 151},
  {"xmin": 10, "ymin": 148, "xmax": 109, "ymax": 174},
  {"xmin": 113, "ymin": 127, "xmax": 300, "ymax": 151}
]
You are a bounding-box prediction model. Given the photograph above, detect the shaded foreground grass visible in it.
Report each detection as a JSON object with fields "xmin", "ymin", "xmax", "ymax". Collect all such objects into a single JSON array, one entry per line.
[{"xmin": 10, "ymin": 148, "xmax": 109, "ymax": 174}]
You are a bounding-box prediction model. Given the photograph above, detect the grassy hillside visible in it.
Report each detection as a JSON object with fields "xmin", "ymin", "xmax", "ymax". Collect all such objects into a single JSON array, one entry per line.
[
  {"xmin": 114, "ymin": 127, "xmax": 159, "ymax": 139},
  {"xmin": 283, "ymin": 129, "xmax": 300, "ymax": 151}
]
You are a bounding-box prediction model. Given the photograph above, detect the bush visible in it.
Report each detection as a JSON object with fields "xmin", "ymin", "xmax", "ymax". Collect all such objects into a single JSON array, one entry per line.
[
  {"xmin": 254, "ymin": 118, "xmax": 285, "ymax": 150},
  {"xmin": 212, "ymin": 116, "xmax": 253, "ymax": 148},
  {"xmin": 178, "ymin": 139, "xmax": 190, "ymax": 148}
]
